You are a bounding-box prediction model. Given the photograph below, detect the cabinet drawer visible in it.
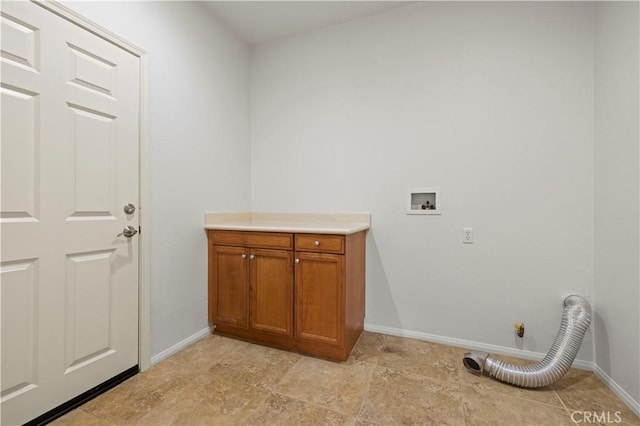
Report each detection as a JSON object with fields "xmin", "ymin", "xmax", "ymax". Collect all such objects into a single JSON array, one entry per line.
[
  {"xmin": 210, "ymin": 231, "xmax": 293, "ymax": 250},
  {"xmin": 295, "ymin": 234, "xmax": 344, "ymax": 254}
]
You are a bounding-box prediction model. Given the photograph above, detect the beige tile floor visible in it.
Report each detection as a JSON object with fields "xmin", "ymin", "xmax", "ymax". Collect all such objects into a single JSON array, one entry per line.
[{"xmin": 53, "ymin": 332, "xmax": 640, "ymax": 426}]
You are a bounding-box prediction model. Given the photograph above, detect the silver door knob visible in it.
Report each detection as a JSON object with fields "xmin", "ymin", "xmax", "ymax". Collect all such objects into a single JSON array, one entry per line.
[
  {"xmin": 118, "ymin": 225, "xmax": 138, "ymax": 238},
  {"xmin": 249, "ymin": 255, "xmax": 255, "ymax": 260},
  {"xmin": 241, "ymin": 254, "xmax": 247, "ymax": 259},
  {"xmin": 295, "ymin": 259, "xmax": 300, "ymax": 264},
  {"xmin": 314, "ymin": 240, "xmax": 320, "ymax": 246},
  {"xmin": 124, "ymin": 203, "xmax": 136, "ymax": 214}
]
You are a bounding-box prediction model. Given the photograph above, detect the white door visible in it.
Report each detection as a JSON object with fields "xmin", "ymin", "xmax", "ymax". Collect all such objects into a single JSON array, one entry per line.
[{"xmin": 1, "ymin": 1, "xmax": 140, "ymax": 424}]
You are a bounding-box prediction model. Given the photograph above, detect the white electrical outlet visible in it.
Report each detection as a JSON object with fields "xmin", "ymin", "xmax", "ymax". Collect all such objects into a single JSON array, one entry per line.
[{"xmin": 463, "ymin": 228, "xmax": 473, "ymax": 244}]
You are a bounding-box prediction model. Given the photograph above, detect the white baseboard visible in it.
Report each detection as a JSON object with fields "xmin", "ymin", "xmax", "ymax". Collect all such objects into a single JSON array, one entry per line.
[
  {"xmin": 363, "ymin": 323, "xmax": 594, "ymax": 370},
  {"xmin": 150, "ymin": 327, "xmax": 211, "ymax": 366},
  {"xmin": 593, "ymin": 364, "xmax": 640, "ymax": 419}
]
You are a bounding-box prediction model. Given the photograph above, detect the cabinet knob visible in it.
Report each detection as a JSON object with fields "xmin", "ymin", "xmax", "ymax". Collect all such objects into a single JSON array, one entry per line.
[
  {"xmin": 241, "ymin": 254, "xmax": 247, "ymax": 259},
  {"xmin": 314, "ymin": 240, "xmax": 320, "ymax": 246},
  {"xmin": 295, "ymin": 259, "xmax": 300, "ymax": 264},
  {"xmin": 249, "ymin": 255, "xmax": 255, "ymax": 260}
]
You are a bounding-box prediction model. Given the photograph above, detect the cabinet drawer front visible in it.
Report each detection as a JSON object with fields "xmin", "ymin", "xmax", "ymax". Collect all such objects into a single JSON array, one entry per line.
[
  {"xmin": 210, "ymin": 230, "xmax": 246, "ymax": 246},
  {"xmin": 295, "ymin": 234, "xmax": 344, "ymax": 254},
  {"xmin": 210, "ymin": 231, "xmax": 293, "ymax": 250},
  {"xmin": 246, "ymin": 232, "xmax": 293, "ymax": 249}
]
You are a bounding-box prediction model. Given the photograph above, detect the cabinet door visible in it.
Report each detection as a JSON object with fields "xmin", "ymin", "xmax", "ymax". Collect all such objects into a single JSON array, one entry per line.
[
  {"xmin": 295, "ymin": 252, "xmax": 345, "ymax": 346},
  {"xmin": 211, "ymin": 245, "xmax": 248, "ymax": 328},
  {"xmin": 249, "ymin": 249, "xmax": 293, "ymax": 336}
]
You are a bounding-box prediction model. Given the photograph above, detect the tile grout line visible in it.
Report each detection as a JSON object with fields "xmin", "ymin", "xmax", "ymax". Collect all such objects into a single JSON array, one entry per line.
[
  {"xmin": 269, "ymin": 353, "xmax": 378, "ymax": 420},
  {"xmin": 483, "ymin": 387, "xmax": 573, "ymax": 410},
  {"xmin": 240, "ymin": 387, "xmax": 274, "ymax": 426},
  {"xmin": 132, "ymin": 364, "xmax": 206, "ymax": 425},
  {"xmin": 268, "ymin": 389, "xmax": 360, "ymax": 422},
  {"xmin": 76, "ymin": 408, "xmax": 115, "ymax": 426},
  {"xmin": 352, "ymin": 354, "xmax": 379, "ymax": 422},
  {"xmin": 553, "ymin": 389, "xmax": 572, "ymax": 414},
  {"xmin": 453, "ymin": 349, "xmax": 471, "ymax": 426},
  {"xmin": 458, "ymin": 367, "xmax": 475, "ymax": 426}
]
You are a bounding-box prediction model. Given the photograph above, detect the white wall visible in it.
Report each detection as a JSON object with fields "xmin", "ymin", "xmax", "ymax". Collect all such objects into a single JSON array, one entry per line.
[
  {"xmin": 251, "ymin": 2, "xmax": 596, "ymax": 361},
  {"xmin": 63, "ymin": 1, "xmax": 252, "ymax": 357},
  {"xmin": 594, "ymin": 1, "xmax": 640, "ymax": 410}
]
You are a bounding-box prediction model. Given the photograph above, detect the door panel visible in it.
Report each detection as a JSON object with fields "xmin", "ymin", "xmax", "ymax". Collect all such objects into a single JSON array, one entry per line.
[
  {"xmin": 250, "ymin": 249, "xmax": 293, "ymax": 337},
  {"xmin": 295, "ymin": 253, "xmax": 344, "ymax": 346},
  {"xmin": 1, "ymin": 2, "xmax": 140, "ymax": 424},
  {"xmin": 0, "ymin": 259, "xmax": 38, "ymax": 401},
  {"xmin": 64, "ymin": 249, "xmax": 117, "ymax": 374},
  {"xmin": 0, "ymin": 11, "xmax": 39, "ymax": 71},
  {"xmin": 68, "ymin": 42, "xmax": 116, "ymax": 97},
  {"xmin": 0, "ymin": 84, "xmax": 39, "ymax": 220},
  {"xmin": 67, "ymin": 104, "xmax": 116, "ymax": 218}
]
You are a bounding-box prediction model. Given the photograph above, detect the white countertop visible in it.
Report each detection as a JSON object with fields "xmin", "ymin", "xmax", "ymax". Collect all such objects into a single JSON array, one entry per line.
[{"xmin": 204, "ymin": 212, "xmax": 370, "ymax": 235}]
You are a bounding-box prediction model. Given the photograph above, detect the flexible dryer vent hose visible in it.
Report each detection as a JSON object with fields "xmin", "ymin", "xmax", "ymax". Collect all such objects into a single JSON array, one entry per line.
[{"xmin": 462, "ymin": 295, "xmax": 591, "ymax": 388}]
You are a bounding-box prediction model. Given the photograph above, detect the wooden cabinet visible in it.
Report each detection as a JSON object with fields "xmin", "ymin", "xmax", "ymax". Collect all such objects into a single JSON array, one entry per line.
[{"xmin": 207, "ymin": 229, "xmax": 366, "ymax": 361}]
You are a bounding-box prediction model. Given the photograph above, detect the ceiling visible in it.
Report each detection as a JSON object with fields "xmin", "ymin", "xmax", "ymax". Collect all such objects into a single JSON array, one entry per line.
[{"xmin": 202, "ymin": 1, "xmax": 416, "ymax": 46}]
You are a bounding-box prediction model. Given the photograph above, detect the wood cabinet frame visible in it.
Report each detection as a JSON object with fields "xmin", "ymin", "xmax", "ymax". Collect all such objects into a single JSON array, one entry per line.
[{"xmin": 207, "ymin": 229, "xmax": 366, "ymax": 361}]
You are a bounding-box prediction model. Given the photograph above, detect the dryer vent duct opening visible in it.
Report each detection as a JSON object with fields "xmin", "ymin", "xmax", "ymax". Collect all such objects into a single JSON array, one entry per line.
[{"xmin": 462, "ymin": 295, "xmax": 591, "ymax": 388}]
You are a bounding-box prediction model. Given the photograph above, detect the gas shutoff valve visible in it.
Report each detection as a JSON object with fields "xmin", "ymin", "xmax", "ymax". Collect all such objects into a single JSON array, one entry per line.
[{"xmin": 514, "ymin": 323, "xmax": 525, "ymax": 338}]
